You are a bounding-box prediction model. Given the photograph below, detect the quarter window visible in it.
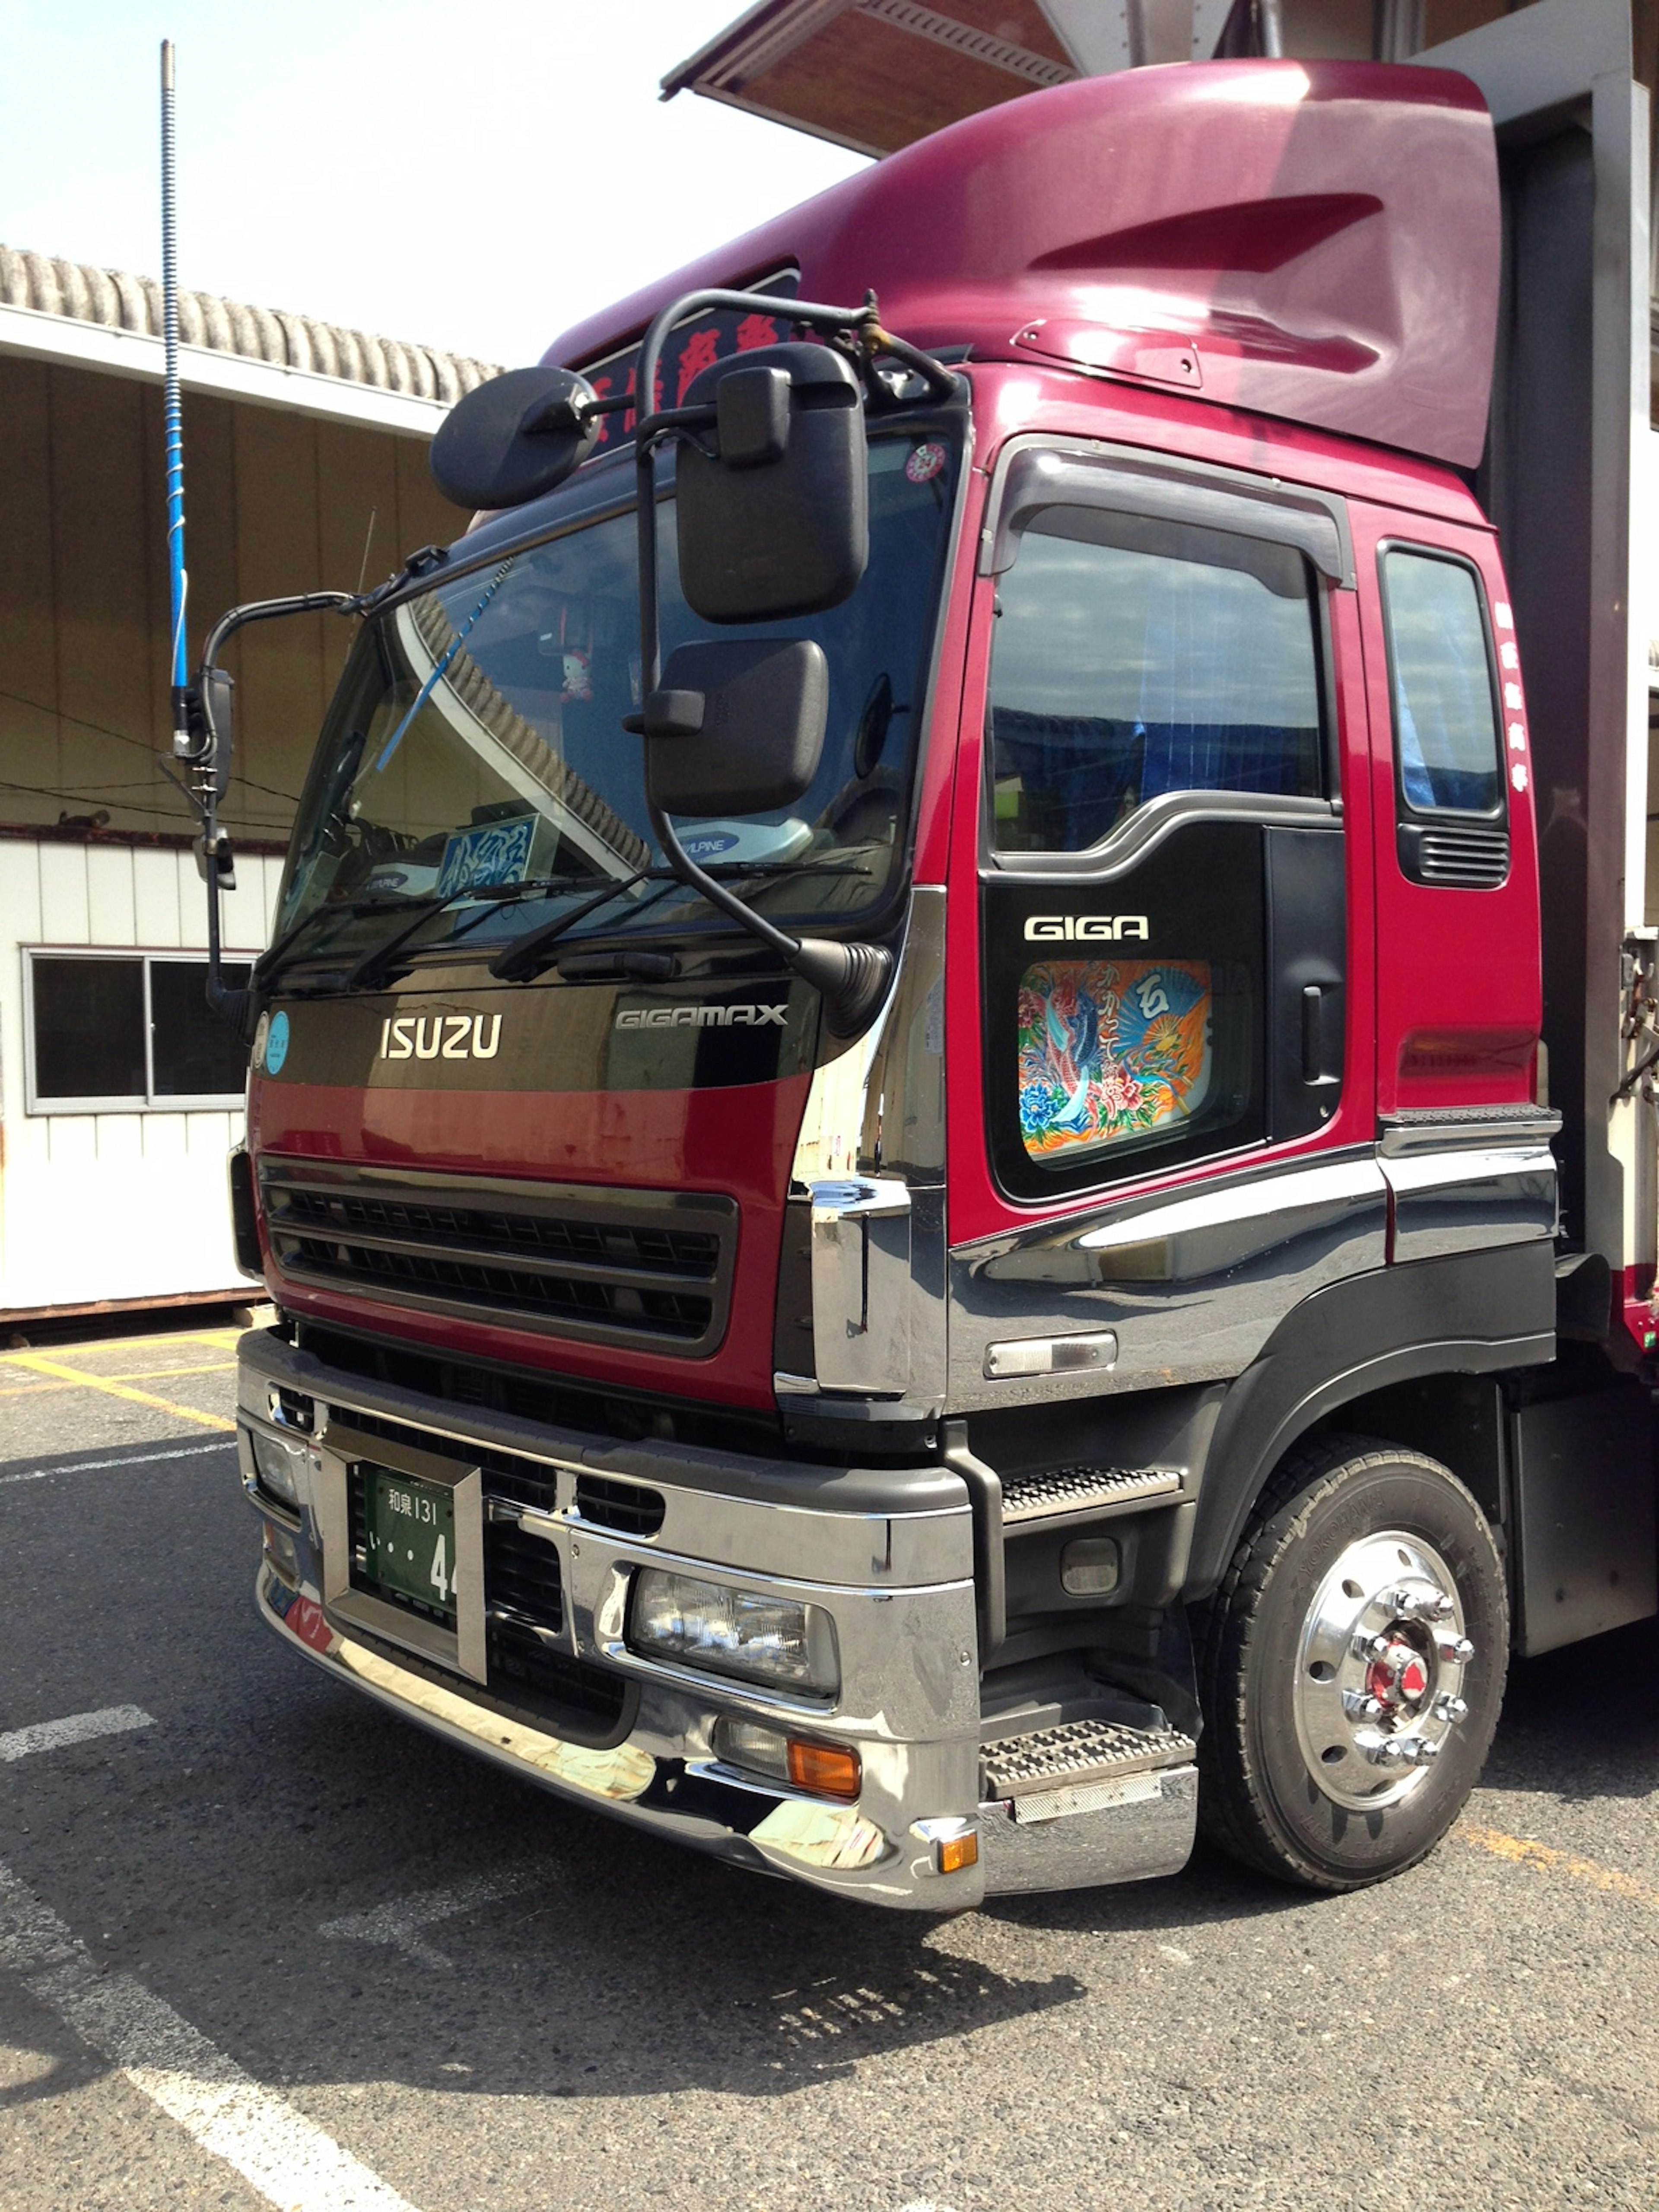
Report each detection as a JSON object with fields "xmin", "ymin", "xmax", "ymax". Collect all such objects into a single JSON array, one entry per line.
[
  {"xmin": 1381, "ymin": 549, "xmax": 1502, "ymax": 815},
  {"xmin": 988, "ymin": 510, "xmax": 1325, "ymax": 854},
  {"xmin": 27, "ymin": 953, "xmax": 253, "ymax": 1111}
]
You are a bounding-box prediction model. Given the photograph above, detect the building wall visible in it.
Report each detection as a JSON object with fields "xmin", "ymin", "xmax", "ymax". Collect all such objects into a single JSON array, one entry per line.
[
  {"xmin": 0, "ymin": 350, "xmax": 464, "ymax": 1318},
  {"xmin": 0, "ymin": 352, "xmax": 462, "ymax": 845}
]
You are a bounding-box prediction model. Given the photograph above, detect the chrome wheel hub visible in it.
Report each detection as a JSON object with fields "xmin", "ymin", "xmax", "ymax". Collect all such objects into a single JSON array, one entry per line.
[{"xmin": 1293, "ymin": 1530, "xmax": 1472, "ymax": 1810}]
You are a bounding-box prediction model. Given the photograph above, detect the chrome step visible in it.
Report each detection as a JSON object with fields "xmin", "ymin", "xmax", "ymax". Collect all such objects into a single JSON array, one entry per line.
[
  {"xmin": 1000, "ymin": 1465, "xmax": 1181, "ymax": 1525},
  {"xmin": 982, "ymin": 1716, "xmax": 1197, "ymax": 1817}
]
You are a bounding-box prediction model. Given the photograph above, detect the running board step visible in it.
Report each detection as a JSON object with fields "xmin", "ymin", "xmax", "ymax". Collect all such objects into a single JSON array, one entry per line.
[
  {"xmin": 1000, "ymin": 1465, "xmax": 1181, "ymax": 1525},
  {"xmin": 982, "ymin": 1717, "xmax": 1197, "ymax": 1813}
]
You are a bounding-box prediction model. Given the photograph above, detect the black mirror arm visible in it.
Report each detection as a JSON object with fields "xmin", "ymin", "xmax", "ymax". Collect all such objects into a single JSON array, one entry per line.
[
  {"xmin": 178, "ymin": 590, "xmax": 359, "ymax": 1035},
  {"xmin": 643, "ymin": 795, "xmax": 891, "ymax": 1040},
  {"xmin": 627, "ymin": 283, "xmax": 954, "ymax": 1038}
]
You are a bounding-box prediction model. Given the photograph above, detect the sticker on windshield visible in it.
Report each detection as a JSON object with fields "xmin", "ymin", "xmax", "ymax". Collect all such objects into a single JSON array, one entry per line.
[
  {"xmin": 906, "ymin": 440, "xmax": 947, "ymax": 485},
  {"xmin": 435, "ymin": 813, "xmax": 535, "ymax": 899},
  {"xmin": 264, "ymin": 1010, "xmax": 290, "ymax": 1076},
  {"xmin": 1018, "ymin": 959, "xmax": 1212, "ymax": 1161}
]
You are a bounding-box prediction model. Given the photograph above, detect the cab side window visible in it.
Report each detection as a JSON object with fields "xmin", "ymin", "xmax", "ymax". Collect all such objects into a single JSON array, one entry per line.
[
  {"xmin": 988, "ymin": 509, "xmax": 1325, "ymax": 855},
  {"xmin": 1380, "ymin": 547, "xmax": 1508, "ymax": 889}
]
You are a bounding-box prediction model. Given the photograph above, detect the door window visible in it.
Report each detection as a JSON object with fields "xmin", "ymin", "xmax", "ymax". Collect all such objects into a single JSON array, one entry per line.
[{"xmin": 988, "ymin": 511, "xmax": 1325, "ymax": 855}]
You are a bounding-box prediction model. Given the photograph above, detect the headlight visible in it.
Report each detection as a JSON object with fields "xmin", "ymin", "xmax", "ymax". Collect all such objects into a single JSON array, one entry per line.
[
  {"xmin": 628, "ymin": 1570, "xmax": 838, "ymax": 1694},
  {"xmin": 250, "ymin": 1428, "xmax": 305, "ymax": 1510}
]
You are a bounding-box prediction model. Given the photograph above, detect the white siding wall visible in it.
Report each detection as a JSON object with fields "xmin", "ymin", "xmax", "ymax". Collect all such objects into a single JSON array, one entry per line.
[{"xmin": 0, "ymin": 839, "xmax": 285, "ymax": 1315}]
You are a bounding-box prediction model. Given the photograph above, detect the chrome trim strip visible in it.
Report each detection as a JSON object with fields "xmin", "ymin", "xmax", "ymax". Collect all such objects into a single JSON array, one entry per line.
[
  {"xmin": 976, "ymin": 1764, "xmax": 1198, "ymax": 1892},
  {"xmin": 987, "ymin": 789, "xmax": 1339, "ymax": 881},
  {"xmin": 782, "ymin": 884, "xmax": 949, "ymax": 1412},
  {"xmin": 947, "ymin": 1151, "xmax": 1387, "ymax": 1410},
  {"xmin": 809, "ymin": 1175, "xmax": 913, "ymax": 1396},
  {"xmin": 1382, "ymin": 1143, "xmax": 1557, "ymax": 1263}
]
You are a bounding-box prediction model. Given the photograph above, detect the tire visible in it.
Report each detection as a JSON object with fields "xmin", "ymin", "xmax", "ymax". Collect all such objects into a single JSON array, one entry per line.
[{"xmin": 1194, "ymin": 1433, "xmax": 1507, "ymax": 1891}]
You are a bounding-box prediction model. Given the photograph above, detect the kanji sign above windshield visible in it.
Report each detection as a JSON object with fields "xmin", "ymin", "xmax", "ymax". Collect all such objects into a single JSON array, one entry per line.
[{"xmin": 574, "ymin": 270, "xmax": 801, "ymax": 451}]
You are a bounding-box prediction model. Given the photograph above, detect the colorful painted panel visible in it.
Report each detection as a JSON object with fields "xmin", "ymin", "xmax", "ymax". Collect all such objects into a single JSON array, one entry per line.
[{"xmin": 1018, "ymin": 959, "xmax": 1213, "ymax": 1161}]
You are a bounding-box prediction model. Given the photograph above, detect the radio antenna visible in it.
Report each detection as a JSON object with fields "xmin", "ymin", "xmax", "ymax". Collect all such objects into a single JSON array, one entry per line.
[{"xmin": 161, "ymin": 39, "xmax": 189, "ymax": 758}]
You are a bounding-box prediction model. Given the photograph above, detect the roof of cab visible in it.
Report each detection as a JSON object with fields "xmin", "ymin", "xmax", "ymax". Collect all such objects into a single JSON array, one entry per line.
[{"xmin": 545, "ymin": 59, "xmax": 1499, "ymax": 471}]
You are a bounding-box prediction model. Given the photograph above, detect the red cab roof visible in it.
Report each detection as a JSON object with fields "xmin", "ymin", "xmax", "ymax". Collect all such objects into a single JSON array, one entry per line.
[{"xmin": 547, "ymin": 60, "xmax": 1499, "ymax": 470}]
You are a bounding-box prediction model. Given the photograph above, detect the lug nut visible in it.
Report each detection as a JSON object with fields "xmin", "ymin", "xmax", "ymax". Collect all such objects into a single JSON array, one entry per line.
[
  {"xmin": 1437, "ymin": 1633, "xmax": 1476, "ymax": 1663},
  {"xmin": 1433, "ymin": 1693, "xmax": 1469, "ymax": 1725},
  {"xmin": 1344, "ymin": 1691, "xmax": 1387, "ymax": 1720},
  {"xmin": 1367, "ymin": 1732, "xmax": 1440, "ymax": 1768},
  {"xmin": 1356, "ymin": 1630, "xmax": 1394, "ymax": 1660}
]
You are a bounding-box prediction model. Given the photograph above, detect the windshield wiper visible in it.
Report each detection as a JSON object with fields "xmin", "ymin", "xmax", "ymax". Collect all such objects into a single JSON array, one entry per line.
[
  {"xmin": 341, "ymin": 873, "xmax": 634, "ymax": 993},
  {"xmin": 254, "ymin": 893, "xmax": 427, "ymax": 993},
  {"xmin": 488, "ymin": 868, "xmax": 681, "ymax": 982},
  {"xmin": 489, "ymin": 859, "xmax": 872, "ymax": 984}
]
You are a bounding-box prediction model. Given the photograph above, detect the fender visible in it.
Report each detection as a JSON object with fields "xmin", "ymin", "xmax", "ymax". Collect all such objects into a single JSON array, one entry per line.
[{"xmin": 1183, "ymin": 1243, "xmax": 1556, "ymax": 1598}]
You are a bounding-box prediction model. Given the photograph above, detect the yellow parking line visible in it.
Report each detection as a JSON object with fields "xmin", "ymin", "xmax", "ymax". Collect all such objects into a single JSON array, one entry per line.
[
  {"xmin": 0, "ymin": 1353, "xmax": 235, "ymax": 1434},
  {"xmin": 1459, "ymin": 1821, "xmax": 1659, "ymax": 1911},
  {"xmin": 101, "ymin": 1363, "xmax": 238, "ymax": 1383}
]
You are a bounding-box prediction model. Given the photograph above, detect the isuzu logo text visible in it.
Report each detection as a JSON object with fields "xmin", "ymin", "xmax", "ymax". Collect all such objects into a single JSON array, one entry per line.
[
  {"xmin": 378, "ymin": 1014, "xmax": 502, "ymax": 1061},
  {"xmin": 616, "ymin": 1004, "xmax": 788, "ymax": 1030},
  {"xmin": 1023, "ymin": 915, "xmax": 1149, "ymax": 942}
]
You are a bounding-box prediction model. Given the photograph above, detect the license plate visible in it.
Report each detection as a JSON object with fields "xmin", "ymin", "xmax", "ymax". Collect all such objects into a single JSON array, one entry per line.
[{"xmin": 359, "ymin": 1465, "xmax": 457, "ymax": 1627}]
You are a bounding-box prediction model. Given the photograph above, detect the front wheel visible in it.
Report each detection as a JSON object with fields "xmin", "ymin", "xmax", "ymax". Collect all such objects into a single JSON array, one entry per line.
[{"xmin": 1195, "ymin": 1436, "xmax": 1507, "ymax": 1890}]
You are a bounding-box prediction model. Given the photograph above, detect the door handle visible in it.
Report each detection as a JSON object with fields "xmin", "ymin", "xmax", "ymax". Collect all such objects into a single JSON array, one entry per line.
[{"xmin": 1301, "ymin": 984, "xmax": 1329, "ymax": 1085}]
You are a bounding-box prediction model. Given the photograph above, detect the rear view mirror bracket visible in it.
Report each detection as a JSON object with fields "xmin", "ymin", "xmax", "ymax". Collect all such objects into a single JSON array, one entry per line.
[{"xmin": 626, "ymin": 286, "xmax": 957, "ymax": 1036}]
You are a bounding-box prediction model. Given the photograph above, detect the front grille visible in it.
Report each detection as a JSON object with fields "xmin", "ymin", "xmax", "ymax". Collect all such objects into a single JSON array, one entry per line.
[
  {"xmin": 575, "ymin": 1473, "xmax": 666, "ymax": 1536},
  {"xmin": 335, "ymin": 1405, "xmax": 560, "ymax": 1508},
  {"xmin": 1411, "ymin": 824, "xmax": 1510, "ymax": 889},
  {"xmin": 262, "ymin": 1159, "xmax": 736, "ymax": 1355},
  {"xmin": 486, "ymin": 1517, "xmax": 565, "ymax": 1635},
  {"xmin": 483, "ymin": 1517, "xmax": 627, "ymax": 1729}
]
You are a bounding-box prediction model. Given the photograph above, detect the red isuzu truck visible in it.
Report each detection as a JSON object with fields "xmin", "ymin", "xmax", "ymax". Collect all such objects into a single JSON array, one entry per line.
[{"xmin": 203, "ymin": 3, "xmax": 1658, "ymax": 1907}]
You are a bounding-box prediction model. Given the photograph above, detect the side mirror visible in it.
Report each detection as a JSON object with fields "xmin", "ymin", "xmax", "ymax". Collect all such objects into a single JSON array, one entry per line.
[
  {"xmin": 639, "ymin": 637, "xmax": 827, "ymax": 817},
  {"xmin": 429, "ymin": 365, "xmax": 601, "ymax": 511},
  {"xmin": 676, "ymin": 343, "xmax": 868, "ymax": 623},
  {"xmin": 202, "ymin": 665, "xmax": 235, "ymax": 801}
]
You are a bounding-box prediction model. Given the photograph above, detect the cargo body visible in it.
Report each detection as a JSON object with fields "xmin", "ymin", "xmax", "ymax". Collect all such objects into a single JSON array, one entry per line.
[{"xmin": 230, "ymin": 10, "xmax": 1659, "ymax": 1906}]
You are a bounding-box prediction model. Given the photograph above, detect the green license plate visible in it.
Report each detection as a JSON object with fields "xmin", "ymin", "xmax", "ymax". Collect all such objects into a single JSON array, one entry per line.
[{"xmin": 360, "ymin": 1465, "xmax": 457, "ymax": 1625}]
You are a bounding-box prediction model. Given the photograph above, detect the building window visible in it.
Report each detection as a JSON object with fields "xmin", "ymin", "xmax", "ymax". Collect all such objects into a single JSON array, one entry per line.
[{"xmin": 26, "ymin": 951, "xmax": 253, "ymax": 1112}]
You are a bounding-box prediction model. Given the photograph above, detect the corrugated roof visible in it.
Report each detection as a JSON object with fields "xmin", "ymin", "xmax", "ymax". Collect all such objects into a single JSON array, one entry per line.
[{"xmin": 0, "ymin": 243, "xmax": 499, "ymax": 405}]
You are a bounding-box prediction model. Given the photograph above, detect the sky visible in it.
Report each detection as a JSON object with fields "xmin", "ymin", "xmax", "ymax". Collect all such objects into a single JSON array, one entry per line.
[{"xmin": 0, "ymin": 1, "xmax": 868, "ymax": 368}]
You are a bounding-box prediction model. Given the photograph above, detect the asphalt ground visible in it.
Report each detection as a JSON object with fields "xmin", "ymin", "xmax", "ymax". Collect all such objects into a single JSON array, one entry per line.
[{"xmin": 1, "ymin": 1321, "xmax": 1655, "ymax": 2212}]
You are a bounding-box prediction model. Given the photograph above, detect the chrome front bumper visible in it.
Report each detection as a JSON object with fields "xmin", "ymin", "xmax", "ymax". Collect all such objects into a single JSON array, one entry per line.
[{"xmin": 238, "ymin": 1328, "xmax": 987, "ymax": 1909}]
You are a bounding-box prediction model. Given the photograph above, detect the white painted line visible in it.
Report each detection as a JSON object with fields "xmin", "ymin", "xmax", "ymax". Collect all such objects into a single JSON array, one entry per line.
[
  {"xmin": 0, "ymin": 1859, "xmax": 421, "ymax": 2212},
  {"xmin": 318, "ymin": 1862, "xmax": 546, "ymax": 1970},
  {"xmin": 0, "ymin": 1705, "xmax": 155, "ymax": 1762},
  {"xmin": 0, "ymin": 1439, "xmax": 236, "ymax": 1487}
]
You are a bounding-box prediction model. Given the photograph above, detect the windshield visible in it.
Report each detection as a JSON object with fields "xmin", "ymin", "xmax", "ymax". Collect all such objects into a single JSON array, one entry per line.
[{"xmin": 272, "ymin": 431, "xmax": 959, "ymax": 971}]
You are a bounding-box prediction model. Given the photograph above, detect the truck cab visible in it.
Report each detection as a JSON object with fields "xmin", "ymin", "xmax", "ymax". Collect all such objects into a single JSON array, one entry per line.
[{"xmin": 227, "ymin": 45, "xmax": 1657, "ymax": 1907}]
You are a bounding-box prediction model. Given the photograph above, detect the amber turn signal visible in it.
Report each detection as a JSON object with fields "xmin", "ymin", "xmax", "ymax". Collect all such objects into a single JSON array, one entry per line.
[
  {"xmin": 785, "ymin": 1738, "xmax": 862, "ymax": 1801},
  {"xmin": 935, "ymin": 1828, "xmax": 979, "ymax": 1876}
]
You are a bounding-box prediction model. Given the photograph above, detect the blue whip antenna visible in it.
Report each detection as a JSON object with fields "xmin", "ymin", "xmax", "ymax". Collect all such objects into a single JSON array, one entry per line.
[{"xmin": 161, "ymin": 39, "xmax": 190, "ymax": 759}]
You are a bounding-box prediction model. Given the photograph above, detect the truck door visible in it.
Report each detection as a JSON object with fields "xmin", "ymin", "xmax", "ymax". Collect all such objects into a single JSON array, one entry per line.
[
  {"xmin": 949, "ymin": 441, "xmax": 1379, "ymax": 1404},
  {"xmin": 1352, "ymin": 512, "xmax": 1541, "ymax": 1124}
]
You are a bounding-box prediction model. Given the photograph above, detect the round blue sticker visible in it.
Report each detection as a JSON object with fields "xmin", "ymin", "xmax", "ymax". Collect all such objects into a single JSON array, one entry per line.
[{"xmin": 265, "ymin": 1010, "xmax": 290, "ymax": 1075}]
